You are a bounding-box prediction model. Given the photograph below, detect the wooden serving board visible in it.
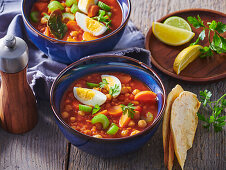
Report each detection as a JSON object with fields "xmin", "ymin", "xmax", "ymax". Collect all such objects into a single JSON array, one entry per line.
[{"xmin": 145, "ymin": 9, "xmax": 226, "ymax": 82}]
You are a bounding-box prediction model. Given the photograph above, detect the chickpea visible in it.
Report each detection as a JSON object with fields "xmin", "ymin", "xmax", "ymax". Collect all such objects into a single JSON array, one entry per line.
[
  {"xmin": 121, "ymin": 87, "xmax": 128, "ymax": 94},
  {"xmin": 125, "ymin": 93, "xmax": 130, "ymax": 97},
  {"xmin": 106, "ymin": 94, "xmax": 112, "ymax": 101},
  {"xmin": 65, "ymin": 105, "xmax": 73, "ymax": 112},
  {"xmin": 41, "ymin": 17, "xmax": 48, "ymax": 24},
  {"xmin": 78, "ymin": 111, "xmax": 85, "ymax": 116},
  {"xmin": 121, "ymin": 130, "xmax": 129, "ymax": 137},
  {"xmin": 84, "ymin": 130, "xmax": 91, "ymax": 135},
  {"xmin": 61, "ymin": 111, "xmax": 69, "ymax": 119},
  {"xmin": 127, "ymin": 87, "xmax": 132, "ymax": 92},
  {"xmin": 102, "ymin": 89, "xmax": 108, "ymax": 93},
  {"xmin": 134, "ymin": 111, "xmax": 140, "ymax": 119},
  {"xmin": 128, "ymin": 120, "xmax": 135, "ymax": 127},
  {"xmin": 93, "ymin": 134, "xmax": 102, "ymax": 138},
  {"xmin": 70, "ymin": 117, "xmax": 76, "ymax": 123},
  {"xmin": 146, "ymin": 112, "xmax": 154, "ymax": 123},
  {"xmin": 65, "ymin": 7, "xmax": 71, "ymax": 13},
  {"xmin": 61, "ymin": 3, "xmax": 66, "ymax": 7},
  {"xmin": 132, "ymin": 89, "xmax": 140, "ymax": 95},
  {"xmin": 130, "ymin": 130, "xmax": 140, "ymax": 136},
  {"xmin": 138, "ymin": 120, "xmax": 147, "ymax": 128}
]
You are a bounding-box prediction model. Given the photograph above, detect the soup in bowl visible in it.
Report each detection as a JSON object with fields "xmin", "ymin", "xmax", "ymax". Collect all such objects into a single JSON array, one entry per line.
[
  {"xmin": 29, "ymin": 0, "xmax": 122, "ymax": 42},
  {"xmin": 50, "ymin": 55, "xmax": 166, "ymax": 157},
  {"xmin": 21, "ymin": 0, "xmax": 131, "ymax": 64}
]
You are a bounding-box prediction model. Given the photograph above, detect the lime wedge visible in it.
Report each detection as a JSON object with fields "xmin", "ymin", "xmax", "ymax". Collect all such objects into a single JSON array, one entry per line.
[{"xmin": 164, "ymin": 16, "xmax": 192, "ymax": 31}]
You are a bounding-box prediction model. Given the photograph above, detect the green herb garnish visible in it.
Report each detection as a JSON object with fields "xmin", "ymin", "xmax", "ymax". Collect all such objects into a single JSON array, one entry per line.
[
  {"xmin": 92, "ymin": 104, "xmax": 101, "ymax": 115},
  {"xmin": 109, "ymin": 84, "xmax": 120, "ymax": 97},
  {"xmin": 197, "ymin": 90, "xmax": 226, "ymax": 132},
  {"xmin": 92, "ymin": 9, "xmax": 112, "ymax": 30},
  {"xmin": 121, "ymin": 103, "xmax": 136, "ymax": 119},
  {"xmin": 187, "ymin": 15, "xmax": 226, "ymax": 58},
  {"xmin": 99, "ymin": 78, "xmax": 109, "ymax": 89}
]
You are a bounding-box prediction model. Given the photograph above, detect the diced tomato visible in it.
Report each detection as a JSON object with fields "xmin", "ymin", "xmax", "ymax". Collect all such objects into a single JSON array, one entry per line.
[{"xmin": 34, "ymin": 2, "xmax": 48, "ymax": 12}]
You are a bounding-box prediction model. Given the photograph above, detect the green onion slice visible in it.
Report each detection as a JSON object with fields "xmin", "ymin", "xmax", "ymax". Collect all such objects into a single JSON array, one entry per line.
[
  {"xmin": 79, "ymin": 104, "xmax": 92, "ymax": 113},
  {"xmin": 107, "ymin": 12, "xmax": 112, "ymax": 18},
  {"xmin": 65, "ymin": 0, "xmax": 77, "ymax": 7},
  {"xmin": 30, "ymin": 11, "xmax": 39, "ymax": 23},
  {"xmin": 107, "ymin": 123, "xmax": 119, "ymax": 135},
  {"xmin": 62, "ymin": 13, "xmax": 75, "ymax": 21},
  {"xmin": 86, "ymin": 82, "xmax": 99, "ymax": 88},
  {"xmin": 91, "ymin": 114, "xmax": 110, "ymax": 129},
  {"xmin": 48, "ymin": 1, "xmax": 65, "ymax": 12},
  {"xmin": 71, "ymin": 4, "xmax": 79, "ymax": 14},
  {"xmin": 98, "ymin": 1, "xmax": 111, "ymax": 11}
]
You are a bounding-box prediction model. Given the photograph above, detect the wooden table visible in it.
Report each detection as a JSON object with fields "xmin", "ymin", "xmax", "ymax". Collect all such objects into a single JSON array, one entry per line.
[{"xmin": 0, "ymin": 0, "xmax": 225, "ymax": 169}]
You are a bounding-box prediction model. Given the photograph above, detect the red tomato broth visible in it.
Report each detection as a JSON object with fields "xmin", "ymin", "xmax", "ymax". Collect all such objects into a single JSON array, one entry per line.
[
  {"xmin": 30, "ymin": 0, "xmax": 122, "ymax": 42},
  {"xmin": 60, "ymin": 72, "xmax": 158, "ymax": 139}
]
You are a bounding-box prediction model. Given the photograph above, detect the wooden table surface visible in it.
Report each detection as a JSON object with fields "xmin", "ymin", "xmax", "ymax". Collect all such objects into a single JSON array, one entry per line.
[{"xmin": 0, "ymin": 0, "xmax": 225, "ymax": 170}]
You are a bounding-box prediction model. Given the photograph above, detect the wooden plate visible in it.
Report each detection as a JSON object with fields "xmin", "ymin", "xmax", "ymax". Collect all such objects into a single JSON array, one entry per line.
[{"xmin": 145, "ymin": 9, "xmax": 226, "ymax": 82}]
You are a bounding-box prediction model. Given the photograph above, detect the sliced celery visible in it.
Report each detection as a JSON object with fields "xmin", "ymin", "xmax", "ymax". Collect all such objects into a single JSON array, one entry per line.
[
  {"xmin": 48, "ymin": 1, "xmax": 64, "ymax": 12},
  {"xmin": 91, "ymin": 114, "xmax": 110, "ymax": 129}
]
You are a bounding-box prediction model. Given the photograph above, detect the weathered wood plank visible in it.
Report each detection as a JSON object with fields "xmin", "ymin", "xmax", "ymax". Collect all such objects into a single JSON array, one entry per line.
[
  {"xmin": 0, "ymin": 101, "xmax": 68, "ymax": 170},
  {"xmin": 68, "ymin": 0, "xmax": 226, "ymax": 170}
]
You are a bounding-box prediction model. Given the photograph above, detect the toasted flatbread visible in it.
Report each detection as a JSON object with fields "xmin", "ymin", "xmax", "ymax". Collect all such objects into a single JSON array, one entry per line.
[
  {"xmin": 170, "ymin": 91, "xmax": 200, "ymax": 169},
  {"xmin": 168, "ymin": 132, "xmax": 174, "ymax": 170},
  {"xmin": 162, "ymin": 85, "xmax": 184, "ymax": 167}
]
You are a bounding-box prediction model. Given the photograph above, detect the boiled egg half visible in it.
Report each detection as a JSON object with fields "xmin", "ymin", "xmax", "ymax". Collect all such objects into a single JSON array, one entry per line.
[
  {"xmin": 101, "ymin": 75, "xmax": 122, "ymax": 98},
  {"xmin": 78, "ymin": 0, "xmax": 98, "ymax": 14},
  {"xmin": 73, "ymin": 87, "xmax": 107, "ymax": 106},
  {"xmin": 76, "ymin": 12, "xmax": 107, "ymax": 36}
]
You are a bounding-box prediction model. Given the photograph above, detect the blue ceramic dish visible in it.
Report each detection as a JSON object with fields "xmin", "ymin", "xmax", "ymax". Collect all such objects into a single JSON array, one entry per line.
[
  {"xmin": 50, "ymin": 55, "xmax": 166, "ymax": 157},
  {"xmin": 21, "ymin": 0, "xmax": 131, "ymax": 64}
]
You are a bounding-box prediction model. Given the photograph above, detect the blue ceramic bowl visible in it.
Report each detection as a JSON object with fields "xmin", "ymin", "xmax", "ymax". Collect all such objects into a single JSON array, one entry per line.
[
  {"xmin": 50, "ymin": 55, "xmax": 166, "ymax": 157},
  {"xmin": 21, "ymin": 0, "xmax": 131, "ymax": 64}
]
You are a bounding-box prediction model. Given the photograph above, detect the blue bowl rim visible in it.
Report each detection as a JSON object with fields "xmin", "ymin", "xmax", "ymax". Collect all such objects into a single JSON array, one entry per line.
[
  {"xmin": 50, "ymin": 55, "xmax": 166, "ymax": 142},
  {"xmin": 21, "ymin": 0, "xmax": 131, "ymax": 44}
]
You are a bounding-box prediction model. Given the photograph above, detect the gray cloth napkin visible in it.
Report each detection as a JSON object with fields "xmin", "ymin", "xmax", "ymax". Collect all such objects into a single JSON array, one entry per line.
[{"xmin": 0, "ymin": 0, "xmax": 150, "ymax": 101}]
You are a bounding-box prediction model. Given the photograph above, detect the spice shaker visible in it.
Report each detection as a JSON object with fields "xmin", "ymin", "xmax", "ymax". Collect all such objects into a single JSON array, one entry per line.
[{"xmin": 0, "ymin": 35, "xmax": 38, "ymax": 134}]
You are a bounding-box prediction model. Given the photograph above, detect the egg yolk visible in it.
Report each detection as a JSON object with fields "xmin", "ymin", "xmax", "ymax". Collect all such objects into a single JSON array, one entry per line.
[
  {"xmin": 86, "ymin": 18, "xmax": 103, "ymax": 32},
  {"xmin": 76, "ymin": 88, "xmax": 95, "ymax": 100}
]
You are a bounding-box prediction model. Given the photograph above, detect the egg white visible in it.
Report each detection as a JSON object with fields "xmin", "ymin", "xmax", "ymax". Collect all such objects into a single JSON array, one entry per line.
[
  {"xmin": 73, "ymin": 87, "xmax": 107, "ymax": 106},
  {"xmin": 75, "ymin": 12, "xmax": 107, "ymax": 36},
  {"xmin": 101, "ymin": 75, "xmax": 122, "ymax": 98},
  {"xmin": 78, "ymin": 0, "xmax": 98, "ymax": 14}
]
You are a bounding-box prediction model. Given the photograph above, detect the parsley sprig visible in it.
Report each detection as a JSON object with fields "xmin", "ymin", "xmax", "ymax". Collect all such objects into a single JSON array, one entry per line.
[
  {"xmin": 121, "ymin": 103, "xmax": 136, "ymax": 119},
  {"xmin": 197, "ymin": 90, "xmax": 226, "ymax": 132},
  {"xmin": 92, "ymin": 104, "xmax": 101, "ymax": 115},
  {"xmin": 99, "ymin": 78, "xmax": 109, "ymax": 89},
  {"xmin": 92, "ymin": 10, "xmax": 112, "ymax": 30},
  {"xmin": 109, "ymin": 84, "xmax": 120, "ymax": 97},
  {"xmin": 187, "ymin": 15, "xmax": 226, "ymax": 58}
]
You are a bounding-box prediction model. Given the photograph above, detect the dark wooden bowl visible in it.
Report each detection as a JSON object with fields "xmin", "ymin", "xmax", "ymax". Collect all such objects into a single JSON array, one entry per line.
[{"xmin": 145, "ymin": 9, "xmax": 226, "ymax": 82}]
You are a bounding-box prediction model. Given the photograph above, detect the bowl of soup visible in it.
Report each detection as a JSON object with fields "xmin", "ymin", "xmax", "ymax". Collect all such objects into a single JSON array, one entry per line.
[
  {"xmin": 50, "ymin": 55, "xmax": 166, "ymax": 157},
  {"xmin": 21, "ymin": 0, "xmax": 131, "ymax": 64}
]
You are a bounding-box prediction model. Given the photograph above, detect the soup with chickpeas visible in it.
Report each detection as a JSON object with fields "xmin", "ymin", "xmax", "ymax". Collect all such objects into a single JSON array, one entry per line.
[
  {"xmin": 30, "ymin": 0, "xmax": 122, "ymax": 41},
  {"xmin": 60, "ymin": 72, "xmax": 158, "ymax": 138}
]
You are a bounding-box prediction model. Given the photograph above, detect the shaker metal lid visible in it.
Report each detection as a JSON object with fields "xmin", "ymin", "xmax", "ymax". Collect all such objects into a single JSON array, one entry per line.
[{"xmin": 0, "ymin": 35, "xmax": 28, "ymax": 73}]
